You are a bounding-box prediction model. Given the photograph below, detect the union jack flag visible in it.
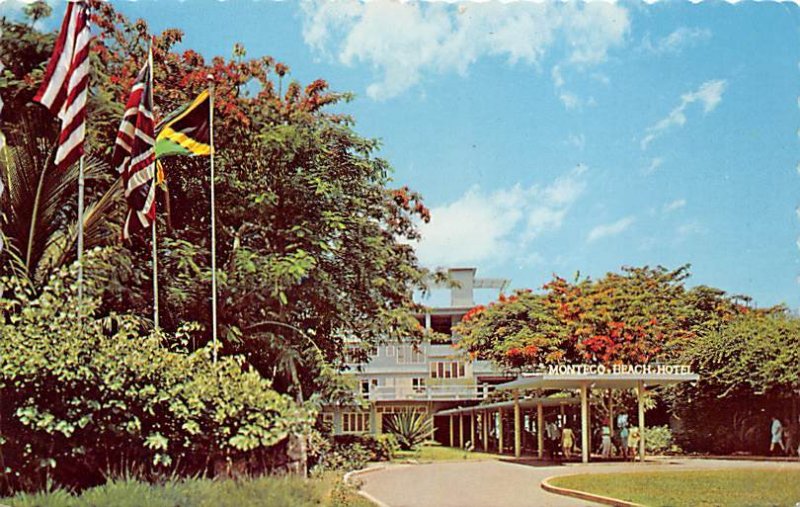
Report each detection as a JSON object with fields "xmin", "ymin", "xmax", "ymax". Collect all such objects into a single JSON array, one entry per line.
[{"xmin": 112, "ymin": 54, "xmax": 156, "ymax": 240}]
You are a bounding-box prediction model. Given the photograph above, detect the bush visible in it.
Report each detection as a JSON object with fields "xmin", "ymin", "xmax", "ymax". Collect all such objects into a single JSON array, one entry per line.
[
  {"xmin": 3, "ymin": 474, "xmax": 372, "ymax": 507},
  {"xmin": 644, "ymin": 425, "xmax": 680, "ymax": 455},
  {"xmin": 0, "ymin": 261, "xmax": 313, "ymax": 494},
  {"xmin": 333, "ymin": 434, "xmax": 398, "ymax": 461},
  {"xmin": 308, "ymin": 432, "xmax": 397, "ymax": 474},
  {"xmin": 384, "ymin": 412, "xmax": 435, "ymax": 451}
]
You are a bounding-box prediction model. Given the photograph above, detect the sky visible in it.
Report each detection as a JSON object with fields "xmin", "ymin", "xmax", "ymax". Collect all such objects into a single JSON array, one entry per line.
[{"xmin": 3, "ymin": 0, "xmax": 799, "ymax": 309}]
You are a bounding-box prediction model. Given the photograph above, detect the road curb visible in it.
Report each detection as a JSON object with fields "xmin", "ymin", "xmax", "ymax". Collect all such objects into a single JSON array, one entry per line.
[
  {"xmin": 540, "ymin": 474, "xmax": 646, "ymax": 507},
  {"xmin": 343, "ymin": 465, "xmax": 392, "ymax": 507}
]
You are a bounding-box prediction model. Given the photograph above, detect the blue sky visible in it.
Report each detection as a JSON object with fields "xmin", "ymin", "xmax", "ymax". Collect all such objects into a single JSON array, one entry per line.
[{"xmin": 4, "ymin": 0, "xmax": 799, "ymax": 309}]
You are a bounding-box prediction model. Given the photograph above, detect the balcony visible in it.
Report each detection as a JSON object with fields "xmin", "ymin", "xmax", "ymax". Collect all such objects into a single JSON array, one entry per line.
[{"xmin": 365, "ymin": 384, "xmax": 492, "ymax": 401}]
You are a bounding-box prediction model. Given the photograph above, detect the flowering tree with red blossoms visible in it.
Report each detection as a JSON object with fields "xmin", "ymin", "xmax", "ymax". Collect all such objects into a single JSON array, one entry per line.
[{"xmin": 456, "ymin": 265, "xmax": 745, "ymax": 371}]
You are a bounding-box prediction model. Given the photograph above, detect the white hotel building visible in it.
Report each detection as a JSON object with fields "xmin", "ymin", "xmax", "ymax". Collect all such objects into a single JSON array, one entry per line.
[{"xmin": 325, "ymin": 268, "xmax": 513, "ymax": 439}]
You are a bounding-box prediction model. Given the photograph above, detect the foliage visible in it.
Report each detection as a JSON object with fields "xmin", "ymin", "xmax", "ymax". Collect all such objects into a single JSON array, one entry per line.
[
  {"xmin": 643, "ymin": 425, "xmax": 679, "ymax": 454},
  {"xmin": 307, "ymin": 436, "xmax": 370, "ymax": 474},
  {"xmin": 2, "ymin": 473, "xmax": 371, "ymax": 507},
  {"xmin": 666, "ymin": 309, "xmax": 799, "ymax": 454},
  {"xmin": 456, "ymin": 265, "xmax": 744, "ymax": 370},
  {"xmin": 0, "ymin": 0, "xmax": 431, "ymax": 405},
  {"xmin": 333, "ymin": 434, "xmax": 398, "ymax": 462},
  {"xmin": 0, "ymin": 250, "xmax": 312, "ymax": 494},
  {"xmin": 384, "ymin": 412, "xmax": 435, "ymax": 451},
  {"xmin": 307, "ymin": 432, "xmax": 396, "ymax": 474}
]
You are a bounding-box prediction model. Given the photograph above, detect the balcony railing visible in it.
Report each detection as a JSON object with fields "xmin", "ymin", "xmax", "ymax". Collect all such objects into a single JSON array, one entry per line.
[{"xmin": 365, "ymin": 384, "xmax": 492, "ymax": 401}]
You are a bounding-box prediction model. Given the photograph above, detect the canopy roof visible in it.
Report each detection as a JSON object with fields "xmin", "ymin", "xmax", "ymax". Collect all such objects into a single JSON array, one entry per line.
[
  {"xmin": 497, "ymin": 372, "xmax": 699, "ymax": 391},
  {"xmin": 436, "ymin": 396, "xmax": 581, "ymax": 416}
]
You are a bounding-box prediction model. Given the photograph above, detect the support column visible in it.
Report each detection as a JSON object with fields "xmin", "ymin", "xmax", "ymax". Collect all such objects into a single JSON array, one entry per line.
[
  {"xmin": 370, "ymin": 404, "xmax": 379, "ymax": 435},
  {"xmin": 580, "ymin": 383, "xmax": 590, "ymax": 463},
  {"xmin": 609, "ymin": 390, "xmax": 614, "ymax": 436},
  {"xmin": 498, "ymin": 409, "xmax": 504, "ymax": 454},
  {"xmin": 638, "ymin": 380, "xmax": 646, "ymax": 462},
  {"xmin": 470, "ymin": 411, "xmax": 476, "ymax": 448},
  {"xmin": 449, "ymin": 415, "xmax": 454, "ymax": 447},
  {"xmin": 482, "ymin": 410, "xmax": 489, "ymax": 452},
  {"xmin": 514, "ymin": 391, "xmax": 521, "ymax": 458},
  {"xmin": 459, "ymin": 413, "xmax": 464, "ymax": 448},
  {"xmin": 537, "ymin": 401, "xmax": 544, "ymax": 459}
]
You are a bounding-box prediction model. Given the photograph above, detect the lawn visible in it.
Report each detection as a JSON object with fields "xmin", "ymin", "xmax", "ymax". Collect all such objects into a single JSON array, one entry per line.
[
  {"xmin": 549, "ymin": 469, "xmax": 800, "ymax": 507},
  {"xmin": 393, "ymin": 443, "xmax": 498, "ymax": 463},
  {"xmin": 2, "ymin": 472, "xmax": 373, "ymax": 507}
]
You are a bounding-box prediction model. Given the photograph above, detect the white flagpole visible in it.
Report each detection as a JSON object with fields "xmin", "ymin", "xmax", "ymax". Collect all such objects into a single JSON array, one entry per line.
[
  {"xmin": 149, "ymin": 43, "xmax": 159, "ymax": 330},
  {"xmin": 77, "ymin": 156, "xmax": 85, "ymax": 304},
  {"xmin": 207, "ymin": 74, "xmax": 218, "ymax": 364}
]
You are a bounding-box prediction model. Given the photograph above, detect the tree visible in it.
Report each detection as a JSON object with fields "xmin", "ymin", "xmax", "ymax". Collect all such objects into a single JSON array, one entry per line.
[
  {"xmin": 457, "ymin": 265, "xmax": 732, "ymax": 369},
  {"xmin": 667, "ymin": 308, "xmax": 799, "ymax": 453},
  {"xmin": 1, "ymin": 3, "xmax": 432, "ymax": 404}
]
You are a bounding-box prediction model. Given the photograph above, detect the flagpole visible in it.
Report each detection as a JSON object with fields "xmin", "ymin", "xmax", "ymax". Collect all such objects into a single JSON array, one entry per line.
[
  {"xmin": 77, "ymin": 156, "xmax": 84, "ymax": 304},
  {"xmin": 207, "ymin": 74, "xmax": 218, "ymax": 365},
  {"xmin": 149, "ymin": 41, "xmax": 159, "ymax": 330}
]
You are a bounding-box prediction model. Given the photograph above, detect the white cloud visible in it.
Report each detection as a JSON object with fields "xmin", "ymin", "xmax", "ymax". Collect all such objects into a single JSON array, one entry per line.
[
  {"xmin": 642, "ymin": 27, "xmax": 712, "ymax": 55},
  {"xmin": 414, "ymin": 165, "xmax": 588, "ymax": 267},
  {"xmin": 566, "ymin": 133, "xmax": 586, "ymax": 151},
  {"xmin": 677, "ymin": 221, "xmax": 707, "ymax": 238},
  {"xmin": 641, "ymin": 79, "xmax": 726, "ymax": 149},
  {"xmin": 587, "ymin": 216, "xmax": 635, "ymax": 243},
  {"xmin": 663, "ymin": 199, "xmax": 686, "ymax": 213},
  {"xmin": 643, "ymin": 157, "xmax": 663, "ymax": 175},
  {"xmin": 559, "ymin": 91, "xmax": 581, "ymax": 110},
  {"xmin": 301, "ymin": 1, "xmax": 630, "ymax": 100}
]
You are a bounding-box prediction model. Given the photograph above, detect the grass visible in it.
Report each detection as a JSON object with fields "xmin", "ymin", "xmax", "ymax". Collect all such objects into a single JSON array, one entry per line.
[
  {"xmin": 2, "ymin": 472, "xmax": 374, "ymax": 507},
  {"xmin": 393, "ymin": 442, "xmax": 498, "ymax": 463},
  {"xmin": 550, "ymin": 469, "xmax": 800, "ymax": 507}
]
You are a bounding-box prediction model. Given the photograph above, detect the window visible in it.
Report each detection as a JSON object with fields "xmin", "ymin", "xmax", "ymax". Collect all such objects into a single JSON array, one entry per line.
[
  {"xmin": 430, "ymin": 315, "xmax": 453, "ymax": 336},
  {"xmin": 361, "ymin": 380, "xmax": 370, "ymax": 396},
  {"xmin": 430, "ymin": 361, "xmax": 466, "ymax": 379},
  {"xmin": 412, "ymin": 378, "xmax": 426, "ymax": 393},
  {"xmin": 342, "ymin": 412, "xmax": 370, "ymax": 433},
  {"xmin": 386, "ymin": 345, "xmax": 395, "ymax": 357},
  {"xmin": 397, "ymin": 345, "xmax": 425, "ymax": 364}
]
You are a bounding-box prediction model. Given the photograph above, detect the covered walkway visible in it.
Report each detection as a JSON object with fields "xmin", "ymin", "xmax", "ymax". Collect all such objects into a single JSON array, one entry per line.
[
  {"xmin": 437, "ymin": 397, "xmax": 581, "ymax": 459},
  {"xmin": 498, "ymin": 370, "xmax": 699, "ymax": 463},
  {"xmin": 436, "ymin": 369, "xmax": 699, "ymax": 463}
]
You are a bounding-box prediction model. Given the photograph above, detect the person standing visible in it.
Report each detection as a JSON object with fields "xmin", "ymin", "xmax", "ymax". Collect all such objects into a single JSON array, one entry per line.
[
  {"xmin": 561, "ymin": 426, "xmax": 575, "ymax": 460},
  {"xmin": 770, "ymin": 417, "xmax": 785, "ymax": 455},
  {"xmin": 628, "ymin": 426, "xmax": 641, "ymax": 462},
  {"xmin": 546, "ymin": 418, "xmax": 560, "ymax": 459},
  {"xmin": 617, "ymin": 413, "xmax": 629, "ymax": 459},
  {"xmin": 601, "ymin": 419, "xmax": 612, "ymax": 459},
  {"xmin": 619, "ymin": 424, "xmax": 630, "ymax": 459}
]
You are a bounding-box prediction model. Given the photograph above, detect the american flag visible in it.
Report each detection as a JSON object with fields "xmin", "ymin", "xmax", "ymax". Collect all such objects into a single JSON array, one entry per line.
[
  {"xmin": 33, "ymin": 0, "xmax": 91, "ymax": 170},
  {"xmin": 113, "ymin": 54, "xmax": 156, "ymax": 240}
]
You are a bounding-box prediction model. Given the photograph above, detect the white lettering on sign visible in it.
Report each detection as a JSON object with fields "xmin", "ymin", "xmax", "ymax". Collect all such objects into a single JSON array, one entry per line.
[{"xmin": 546, "ymin": 364, "xmax": 692, "ymax": 375}]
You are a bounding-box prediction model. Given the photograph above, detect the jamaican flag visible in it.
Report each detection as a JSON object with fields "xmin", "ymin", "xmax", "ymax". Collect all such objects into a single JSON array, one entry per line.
[{"xmin": 155, "ymin": 90, "xmax": 212, "ymax": 158}]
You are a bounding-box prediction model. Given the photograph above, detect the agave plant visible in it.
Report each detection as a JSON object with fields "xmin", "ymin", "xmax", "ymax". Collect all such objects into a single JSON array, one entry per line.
[
  {"xmin": 384, "ymin": 411, "xmax": 435, "ymax": 451},
  {"xmin": 0, "ymin": 114, "xmax": 122, "ymax": 286}
]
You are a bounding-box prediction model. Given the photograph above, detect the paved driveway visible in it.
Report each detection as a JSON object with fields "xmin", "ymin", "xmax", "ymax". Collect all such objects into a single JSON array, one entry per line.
[{"xmin": 357, "ymin": 457, "xmax": 800, "ymax": 507}]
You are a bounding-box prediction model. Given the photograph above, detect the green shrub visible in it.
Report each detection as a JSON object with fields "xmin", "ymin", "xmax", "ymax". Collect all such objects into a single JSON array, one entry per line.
[
  {"xmin": 384, "ymin": 412, "xmax": 435, "ymax": 451},
  {"xmin": 645, "ymin": 425, "xmax": 680, "ymax": 454},
  {"xmin": 307, "ymin": 431, "xmax": 397, "ymax": 474},
  {"xmin": 0, "ymin": 259, "xmax": 313, "ymax": 494},
  {"xmin": 333, "ymin": 434, "xmax": 398, "ymax": 461},
  {"xmin": 4, "ymin": 474, "xmax": 370, "ymax": 507}
]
